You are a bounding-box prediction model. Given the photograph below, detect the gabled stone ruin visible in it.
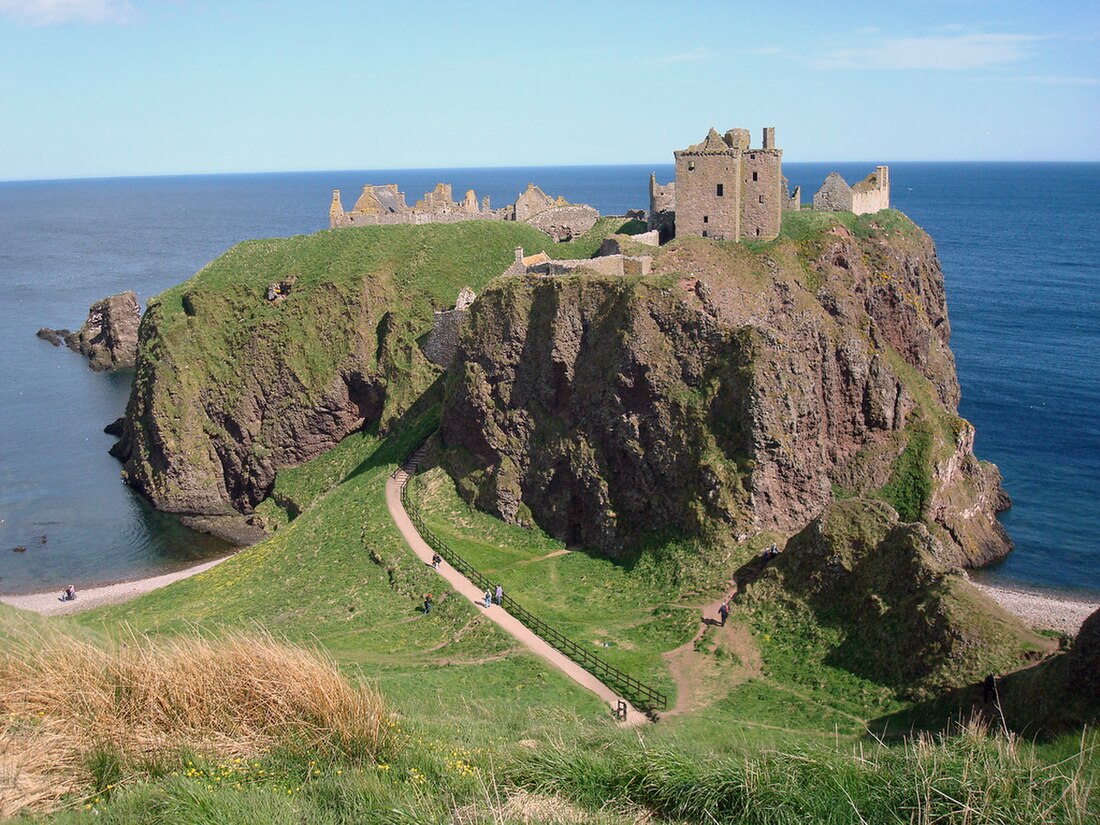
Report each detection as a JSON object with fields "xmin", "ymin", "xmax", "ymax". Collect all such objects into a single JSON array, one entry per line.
[{"xmin": 812, "ymin": 166, "xmax": 890, "ymax": 215}]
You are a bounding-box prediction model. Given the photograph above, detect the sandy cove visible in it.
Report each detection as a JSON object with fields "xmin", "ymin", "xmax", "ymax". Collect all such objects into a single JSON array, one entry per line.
[{"xmin": 0, "ymin": 555, "xmax": 234, "ymax": 616}]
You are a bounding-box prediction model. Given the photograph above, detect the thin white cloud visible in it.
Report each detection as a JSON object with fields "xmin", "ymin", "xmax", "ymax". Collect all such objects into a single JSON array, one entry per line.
[
  {"xmin": 815, "ymin": 33, "xmax": 1043, "ymax": 71},
  {"xmin": 657, "ymin": 47, "xmax": 713, "ymax": 64},
  {"xmin": 1023, "ymin": 74, "xmax": 1100, "ymax": 86},
  {"xmin": 0, "ymin": 0, "xmax": 133, "ymax": 25}
]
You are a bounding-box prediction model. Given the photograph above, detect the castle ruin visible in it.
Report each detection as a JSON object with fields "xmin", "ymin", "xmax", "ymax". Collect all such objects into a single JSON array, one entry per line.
[
  {"xmin": 330, "ymin": 181, "xmax": 600, "ymax": 241},
  {"xmin": 650, "ymin": 126, "xmax": 890, "ymax": 242},
  {"xmin": 812, "ymin": 167, "xmax": 890, "ymax": 215},
  {"xmin": 649, "ymin": 127, "xmax": 790, "ymax": 243}
]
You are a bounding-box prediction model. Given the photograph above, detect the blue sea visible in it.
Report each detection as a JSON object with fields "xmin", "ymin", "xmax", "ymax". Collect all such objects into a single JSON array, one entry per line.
[{"xmin": 0, "ymin": 163, "xmax": 1097, "ymax": 596}]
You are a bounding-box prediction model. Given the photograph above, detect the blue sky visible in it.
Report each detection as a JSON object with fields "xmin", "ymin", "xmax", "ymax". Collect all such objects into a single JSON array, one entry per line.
[{"xmin": 0, "ymin": 0, "xmax": 1097, "ymax": 180}]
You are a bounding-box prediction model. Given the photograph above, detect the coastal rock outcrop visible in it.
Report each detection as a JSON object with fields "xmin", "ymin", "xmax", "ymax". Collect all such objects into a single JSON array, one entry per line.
[
  {"xmin": 743, "ymin": 498, "xmax": 1041, "ymax": 696},
  {"xmin": 440, "ymin": 212, "xmax": 1010, "ymax": 569},
  {"xmin": 66, "ymin": 291, "xmax": 141, "ymax": 371}
]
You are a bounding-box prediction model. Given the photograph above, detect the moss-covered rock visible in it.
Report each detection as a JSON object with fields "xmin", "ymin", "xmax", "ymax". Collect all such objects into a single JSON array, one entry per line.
[{"xmin": 745, "ymin": 498, "xmax": 1044, "ymax": 697}]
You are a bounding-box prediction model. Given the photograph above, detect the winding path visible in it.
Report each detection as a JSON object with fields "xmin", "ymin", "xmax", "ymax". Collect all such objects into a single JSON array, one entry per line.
[{"xmin": 385, "ymin": 464, "xmax": 645, "ymax": 726}]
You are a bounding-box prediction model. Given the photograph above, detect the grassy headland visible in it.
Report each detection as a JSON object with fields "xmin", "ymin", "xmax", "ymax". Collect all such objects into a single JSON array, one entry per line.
[{"xmin": 4, "ymin": 213, "xmax": 1097, "ymax": 822}]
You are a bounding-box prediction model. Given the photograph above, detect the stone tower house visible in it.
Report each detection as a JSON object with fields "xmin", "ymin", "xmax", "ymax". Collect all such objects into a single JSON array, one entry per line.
[{"xmin": 671, "ymin": 126, "xmax": 783, "ymax": 242}]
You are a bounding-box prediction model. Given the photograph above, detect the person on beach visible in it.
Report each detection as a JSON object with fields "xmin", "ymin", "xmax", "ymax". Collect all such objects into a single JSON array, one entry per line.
[
  {"xmin": 483, "ymin": 589, "xmax": 492, "ymax": 608},
  {"xmin": 718, "ymin": 601, "xmax": 729, "ymax": 627},
  {"xmin": 423, "ymin": 592, "xmax": 433, "ymax": 614},
  {"xmin": 59, "ymin": 585, "xmax": 76, "ymax": 602},
  {"xmin": 495, "ymin": 584, "xmax": 503, "ymax": 606}
]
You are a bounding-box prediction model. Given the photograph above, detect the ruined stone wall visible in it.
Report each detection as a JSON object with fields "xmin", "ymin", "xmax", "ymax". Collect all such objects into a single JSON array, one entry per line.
[
  {"xmin": 330, "ymin": 181, "xmax": 597, "ymax": 235},
  {"xmin": 528, "ymin": 256, "xmax": 626, "ymax": 277},
  {"xmin": 850, "ymin": 166, "xmax": 890, "ymax": 215},
  {"xmin": 674, "ymin": 150, "xmax": 742, "ymax": 240},
  {"xmin": 813, "ymin": 172, "xmax": 853, "ymax": 211},
  {"xmin": 424, "ymin": 287, "xmax": 476, "ymax": 367},
  {"xmin": 332, "ymin": 210, "xmax": 505, "ymax": 228},
  {"xmin": 649, "ymin": 174, "xmax": 675, "ymax": 213},
  {"xmin": 514, "ymin": 184, "xmax": 558, "ymax": 222},
  {"xmin": 526, "ymin": 204, "xmax": 599, "ymax": 241},
  {"xmin": 739, "ymin": 148, "xmax": 783, "ymax": 240}
]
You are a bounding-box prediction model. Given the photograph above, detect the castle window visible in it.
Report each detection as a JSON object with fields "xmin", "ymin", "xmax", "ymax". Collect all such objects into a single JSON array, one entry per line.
[
  {"xmin": 702, "ymin": 230, "xmax": 708, "ymax": 237},
  {"xmin": 752, "ymin": 172, "xmax": 758, "ymax": 182},
  {"xmin": 759, "ymin": 195, "xmax": 764, "ymax": 203},
  {"xmin": 716, "ymin": 184, "xmax": 724, "ymax": 197},
  {"xmin": 688, "ymin": 161, "xmax": 695, "ymax": 171},
  {"xmin": 703, "ymin": 215, "xmax": 708, "ymax": 223}
]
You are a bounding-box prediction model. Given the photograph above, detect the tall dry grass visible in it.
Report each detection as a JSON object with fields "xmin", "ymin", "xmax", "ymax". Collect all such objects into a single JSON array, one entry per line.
[{"xmin": 0, "ymin": 624, "xmax": 393, "ymax": 817}]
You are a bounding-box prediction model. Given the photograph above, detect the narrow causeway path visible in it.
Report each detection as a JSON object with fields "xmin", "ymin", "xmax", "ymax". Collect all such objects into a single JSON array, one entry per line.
[{"xmin": 385, "ymin": 463, "xmax": 645, "ymax": 726}]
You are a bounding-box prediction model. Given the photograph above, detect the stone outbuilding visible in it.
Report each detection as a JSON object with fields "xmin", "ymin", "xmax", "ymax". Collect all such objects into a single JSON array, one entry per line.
[{"xmin": 812, "ymin": 166, "xmax": 890, "ymax": 215}]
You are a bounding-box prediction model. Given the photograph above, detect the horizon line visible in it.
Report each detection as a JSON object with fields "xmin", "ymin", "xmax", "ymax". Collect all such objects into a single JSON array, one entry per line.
[{"xmin": 3, "ymin": 159, "xmax": 1099, "ymax": 186}]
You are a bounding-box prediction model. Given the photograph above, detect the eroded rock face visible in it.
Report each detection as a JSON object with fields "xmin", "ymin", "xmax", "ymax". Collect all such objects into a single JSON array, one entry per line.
[
  {"xmin": 114, "ymin": 274, "xmax": 407, "ymax": 516},
  {"xmin": 441, "ymin": 216, "xmax": 1010, "ymax": 568},
  {"xmin": 745, "ymin": 499, "xmax": 1039, "ymax": 696},
  {"xmin": 66, "ymin": 292, "xmax": 141, "ymax": 371}
]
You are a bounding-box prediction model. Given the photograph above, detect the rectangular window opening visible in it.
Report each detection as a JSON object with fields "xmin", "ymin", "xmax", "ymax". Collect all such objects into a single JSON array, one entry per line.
[
  {"xmin": 759, "ymin": 195, "xmax": 764, "ymax": 203},
  {"xmin": 716, "ymin": 183, "xmax": 724, "ymax": 197},
  {"xmin": 702, "ymin": 230, "xmax": 708, "ymax": 237},
  {"xmin": 752, "ymin": 172, "xmax": 758, "ymax": 182},
  {"xmin": 703, "ymin": 215, "xmax": 708, "ymax": 223},
  {"xmin": 688, "ymin": 161, "xmax": 695, "ymax": 171}
]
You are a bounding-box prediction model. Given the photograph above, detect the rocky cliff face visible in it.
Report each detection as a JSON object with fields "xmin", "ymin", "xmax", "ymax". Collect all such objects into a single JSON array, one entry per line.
[
  {"xmin": 440, "ymin": 212, "xmax": 1011, "ymax": 569},
  {"xmin": 111, "ymin": 222, "xmax": 567, "ymax": 519},
  {"xmin": 65, "ymin": 291, "xmax": 141, "ymax": 371},
  {"xmin": 113, "ymin": 279, "xmax": 410, "ymax": 516}
]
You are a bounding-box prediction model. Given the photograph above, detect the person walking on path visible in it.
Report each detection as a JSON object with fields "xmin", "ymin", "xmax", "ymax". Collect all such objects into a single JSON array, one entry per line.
[
  {"xmin": 495, "ymin": 584, "xmax": 503, "ymax": 606},
  {"xmin": 718, "ymin": 601, "xmax": 729, "ymax": 627},
  {"xmin": 483, "ymin": 589, "xmax": 492, "ymax": 608}
]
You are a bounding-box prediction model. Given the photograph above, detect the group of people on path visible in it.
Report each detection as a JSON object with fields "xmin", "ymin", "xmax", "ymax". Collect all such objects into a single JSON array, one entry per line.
[
  {"xmin": 422, "ymin": 546, "xmax": 503, "ymax": 614},
  {"xmin": 482, "ymin": 584, "xmax": 502, "ymax": 609}
]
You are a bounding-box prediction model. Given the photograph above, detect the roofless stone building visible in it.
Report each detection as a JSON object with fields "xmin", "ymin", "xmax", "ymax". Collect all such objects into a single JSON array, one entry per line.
[{"xmin": 650, "ymin": 126, "xmax": 890, "ymax": 243}]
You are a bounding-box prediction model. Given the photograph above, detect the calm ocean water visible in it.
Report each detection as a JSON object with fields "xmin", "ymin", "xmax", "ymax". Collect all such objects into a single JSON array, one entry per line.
[{"xmin": 0, "ymin": 163, "xmax": 1096, "ymax": 595}]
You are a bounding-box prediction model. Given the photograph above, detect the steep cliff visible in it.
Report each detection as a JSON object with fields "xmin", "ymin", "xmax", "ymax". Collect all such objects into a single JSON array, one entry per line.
[
  {"xmin": 113, "ymin": 220, "xmax": 635, "ymax": 517},
  {"xmin": 440, "ymin": 210, "xmax": 1010, "ymax": 569}
]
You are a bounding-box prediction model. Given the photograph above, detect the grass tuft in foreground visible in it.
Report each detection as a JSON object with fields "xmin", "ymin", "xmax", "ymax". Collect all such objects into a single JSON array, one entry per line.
[
  {"xmin": 510, "ymin": 719, "xmax": 1098, "ymax": 824},
  {"xmin": 0, "ymin": 624, "xmax": 393, "ymax": 817}
]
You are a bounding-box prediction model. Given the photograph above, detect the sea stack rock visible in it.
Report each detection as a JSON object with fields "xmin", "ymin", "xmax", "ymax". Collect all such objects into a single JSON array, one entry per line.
[{"xmin": 66, "ymin": 291, "xmax": 141, "ymax": 371}]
